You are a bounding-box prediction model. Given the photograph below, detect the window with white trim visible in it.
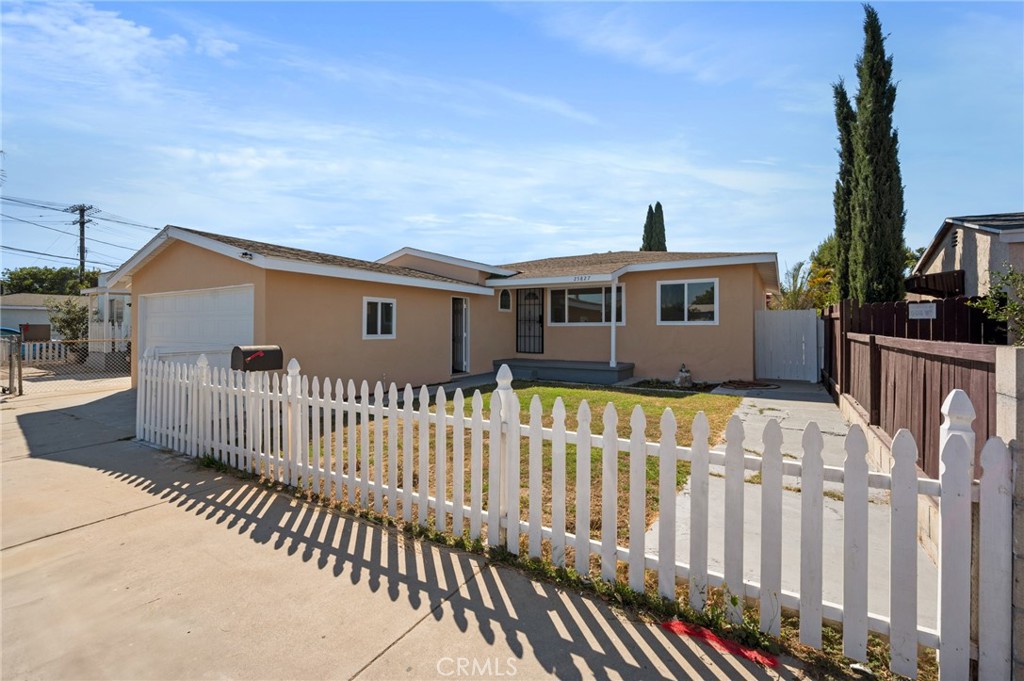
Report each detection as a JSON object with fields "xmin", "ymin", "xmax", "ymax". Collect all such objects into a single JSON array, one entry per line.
[
  {"xmin": 657, "ymin": 279, "xmax": 718, "ymax": 325},
  {"xmin": 363, "ymin": 297, "xmax": 396, "ymax": 339},
  {"xmin": 498, "ymin": 289, "xmax": 511, "ymax": 311},
  {"xmin": 549, "ymin": 285, "xmax": 624, "ymax": 325}
]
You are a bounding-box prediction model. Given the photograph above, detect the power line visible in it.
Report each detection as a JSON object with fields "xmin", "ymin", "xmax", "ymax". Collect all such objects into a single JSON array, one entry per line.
[
  {"xmin": 92, "ymin": 213, "xmax": 159, "ymax": 231},
  {"xmin": 1, "ymin": 244, "xmax": 118, "ymax": 268},
  {"xmin": 0, "ymin": 213, "xmax": 139, "ymax": 250},
  {"xmin": 0, "ymin": 196, "xmax": 68, "ymax": 212}
]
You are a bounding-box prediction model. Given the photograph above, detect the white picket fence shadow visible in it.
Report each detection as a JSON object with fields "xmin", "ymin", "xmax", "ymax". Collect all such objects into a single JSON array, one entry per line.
[{"xmin": 136, "ymin": 356, "xmax": 1013, "ymax": 681}]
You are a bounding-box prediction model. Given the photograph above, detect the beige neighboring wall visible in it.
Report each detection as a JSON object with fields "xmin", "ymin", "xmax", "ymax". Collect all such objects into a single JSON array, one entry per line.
[
  {"xmin": 129, "ymin": 240, "xmax": 268, "ymax": 385},
  {"xmin": 920, "ymin": 227, "xmax": 1015, "ymax": 296},
  {"xmin": 509, "ymin": 264, "xmax": 761, "ymax": 382}
]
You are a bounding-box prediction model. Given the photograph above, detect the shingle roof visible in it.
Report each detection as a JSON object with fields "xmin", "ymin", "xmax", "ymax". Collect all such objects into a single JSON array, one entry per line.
[
  {"xmin": 0, "ymin": 293, "xmax": 88, "ymax": 307},
  {"xmin": 950, "ymin": 213, "xmax": 1024, "ymax": 232},
  {"xmin": 499, "ymin": 251, "xmax": 776, "ymax": 280},
  {"xmin": 173, "ymin": 227, "xmax": 475, "ymax": 287}
]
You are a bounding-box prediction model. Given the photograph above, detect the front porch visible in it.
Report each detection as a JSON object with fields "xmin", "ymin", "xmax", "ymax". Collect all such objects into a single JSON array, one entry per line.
[{"xmin": 491, "ymin": 358, "xmax": 634, "ymax": 385}]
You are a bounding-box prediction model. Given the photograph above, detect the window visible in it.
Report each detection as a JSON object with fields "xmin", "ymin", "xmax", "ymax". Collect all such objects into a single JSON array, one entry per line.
[
  {"xmin": 363, "ymin": 297, "xmax": 396, "ymax": 339},
  {"xmin": 498, "ymin": 289, "xmax": 511, "ymax": 312},
  {"xmin": 658, "ymin": 279, "xmax": 718, "ymax": 325},
  {"xmin": 549, "ymin": 285, "xmax": 624, "ymax": 325}
]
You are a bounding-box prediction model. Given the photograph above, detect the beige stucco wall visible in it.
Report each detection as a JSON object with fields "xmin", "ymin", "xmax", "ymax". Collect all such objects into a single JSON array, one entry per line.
[
  {"xmin": 920, "ymin": 228, "xmax": 1013, "ymax": 296},
  {"xmin": 130, "ymin": 240, "xmax": 268, "ymax": 385},
  {"xmin": 506, "ymin": 264, "xmax": 761, "ymax": 382}
]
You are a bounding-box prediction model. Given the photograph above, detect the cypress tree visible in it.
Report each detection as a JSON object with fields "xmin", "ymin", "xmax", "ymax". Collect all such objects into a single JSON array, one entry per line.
[
  {"xmin": 848, "ymin": 4, "xmax": 906, "ymax": 303},
  {"xmin": 653, "ymin": 201, "xmax": 667, "ymax": 251},
  {"xmin": 640, "ymin": 204, "xmax": 655, "ymax": 251},
  {"xmin": 832, "ymin": 80, "xmax": 855, "ymax": 300}
]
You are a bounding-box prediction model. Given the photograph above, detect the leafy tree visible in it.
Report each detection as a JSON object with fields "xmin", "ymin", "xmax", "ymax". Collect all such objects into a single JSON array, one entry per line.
[
  {"xmin": 46, "ymin": 297, "xmax": 89, "ymax": 341},
  {"xmin": 771, "ymin": 262, "xmax": 814, "ymax": 310},
  {"xmin": 831, "ymin": 80, "xmax": 855, "ymax": 300},
  {"xmin": 848, "ymin": 4, "xmax": 906, "ymax": 303},
  {"xmin": 903, "ymin": 244, "xmax": 925, "ymax": 276},
  {"xmin": 969, "ymin": 265, "xmax": 1023, "ymax": 346},
  {"xmin": 652, "ymin": 201, "xmax": 667, "ymax": 251},
  {"xmin": 1, "ymin": 266, "xmax": 99, "ymax": 295},
  {"xmin": 807, "ymin": 236, "xmax": 840, "ymax": 308},
  {"xmin": 640, "ymin": 204, "xmax": 655, "ymax": 251}
]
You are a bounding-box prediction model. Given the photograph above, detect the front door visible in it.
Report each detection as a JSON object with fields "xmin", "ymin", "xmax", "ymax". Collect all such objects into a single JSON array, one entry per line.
[
  {"xmin": 451, "ymin": 297, "xmax": 469, "ymax": 373},
  {"xmin": 516, "ymin": 288, "xmax": 544, "ymax": 353}
]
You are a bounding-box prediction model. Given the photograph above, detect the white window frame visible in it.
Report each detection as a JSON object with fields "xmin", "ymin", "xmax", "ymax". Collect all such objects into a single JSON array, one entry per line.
[
  {"xmin": 363, "ymin": 296, "xmax": 397, "ymax": 339},
  {"xmin": 498, "ymin": 289, "xmax": 512, "ymax": 312},
  {"xmin": 547, "ymin": 284, "xmax": 626, "ymax": 327},
  {"xmin": 656, "ymin": 278, "xmax": 719, "ymax": 326}
]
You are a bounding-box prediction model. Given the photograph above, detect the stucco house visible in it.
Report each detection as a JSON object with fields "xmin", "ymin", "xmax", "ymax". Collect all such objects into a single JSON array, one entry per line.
[
  {"xmin": 0, "ymin": 293, "xmax": 89, "ymax": 339},
  {"xmin": 907, "ymin": 213, "xmax": 1024, "ymax": 298},
  {"xmin": 107, "ymin": 226, "xmax": 779, "ymax": 387}
]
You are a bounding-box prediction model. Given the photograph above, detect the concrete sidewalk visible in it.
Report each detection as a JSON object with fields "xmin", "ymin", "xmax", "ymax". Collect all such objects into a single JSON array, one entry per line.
[
  {"xmin": 647, "ymin": 380, "xmax": 938, "ymax": 630},
  {"xmin": 1, "ymin": 387, "xmax": 809, "ymax": 680}
]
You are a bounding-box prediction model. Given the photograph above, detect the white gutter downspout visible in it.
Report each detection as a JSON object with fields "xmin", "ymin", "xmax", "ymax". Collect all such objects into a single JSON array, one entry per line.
[{"xmin": 609, "ymin": 277, "xmax": 618, "ymax": 368}]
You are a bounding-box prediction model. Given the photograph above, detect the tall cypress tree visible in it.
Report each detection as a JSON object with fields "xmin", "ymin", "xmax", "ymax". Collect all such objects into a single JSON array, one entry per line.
[
  {"xmin": 640, "ymin": 204, "xmax": 655, "ymax": 251},
  {"xmin": 848, "ymin": 4, "xmax": 906, "ymax": 303},
  {"xmin": 832, "ymin": 80, "xmax": 855, "ymax": 300},
  {"xmin": 652, "ymin": 201, "xmax": 667, "ymax": 251}
]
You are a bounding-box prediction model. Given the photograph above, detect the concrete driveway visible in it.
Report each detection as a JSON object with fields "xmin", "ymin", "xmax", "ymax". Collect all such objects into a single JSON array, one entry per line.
[{"xmin": 1, "ymin": 387, "xmax": 810, "ymax": 681}]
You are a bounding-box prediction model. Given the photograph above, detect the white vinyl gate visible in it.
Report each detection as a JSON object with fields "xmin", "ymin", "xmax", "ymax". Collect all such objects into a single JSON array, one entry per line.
[{"xmin": 755, "ymin": 309, "xmax": 821, "ymax": 382}]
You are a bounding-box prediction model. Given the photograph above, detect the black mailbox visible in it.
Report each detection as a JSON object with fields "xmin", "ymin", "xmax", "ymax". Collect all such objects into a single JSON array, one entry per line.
[{"xmin": 231, "ymin": 345, "xmax": 283, "ymax": 372}]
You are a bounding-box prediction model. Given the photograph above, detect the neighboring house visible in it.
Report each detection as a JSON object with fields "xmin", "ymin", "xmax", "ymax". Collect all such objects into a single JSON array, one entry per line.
[
  {"xmin": 107, "ymin": 226, "xmax": 779, "ymax": 387},
  {"xmin": 0, "ymin": 293, "xmax": 89, "ymax": 339},
  {"xmin": 907, "ymin": 213, "xmax": 1024, "ymax": 298}
]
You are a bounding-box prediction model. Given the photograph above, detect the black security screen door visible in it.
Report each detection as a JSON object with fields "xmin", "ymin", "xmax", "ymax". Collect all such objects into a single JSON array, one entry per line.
[
  {"xmin": 452, "ymin": 297, "xmax": 468, "ymax": 373},
  {"xmin": 516, "ymin": 289, "xmax": 544, "ymax": 354}
]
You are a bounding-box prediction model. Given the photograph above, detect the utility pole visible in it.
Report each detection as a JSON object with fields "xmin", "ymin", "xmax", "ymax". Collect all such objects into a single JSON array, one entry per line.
[{"xmin": 65, "ymin": 204, "xmax": 95, "ymax": 284}]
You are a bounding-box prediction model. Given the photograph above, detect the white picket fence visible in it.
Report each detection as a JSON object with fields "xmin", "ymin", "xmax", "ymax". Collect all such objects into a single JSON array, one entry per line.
[
  {"xmin": 136, "ymin": 356, "xmax": 1014, "ymax": 680},
  {"xmin": 21, "ymin": 341, "xmax": 69, "ymax": 364}
]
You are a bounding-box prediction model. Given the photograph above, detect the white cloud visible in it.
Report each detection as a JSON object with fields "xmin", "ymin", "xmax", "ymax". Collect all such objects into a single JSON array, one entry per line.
[{"xmin": 197, "ymin": 36, "xmax": 239, "ymax": 59}]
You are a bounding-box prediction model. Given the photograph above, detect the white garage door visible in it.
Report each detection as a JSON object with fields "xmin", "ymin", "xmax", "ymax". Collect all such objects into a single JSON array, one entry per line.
[{"xmin": 140, "ymin": 285, "xmax": 254, "ymax": 368}]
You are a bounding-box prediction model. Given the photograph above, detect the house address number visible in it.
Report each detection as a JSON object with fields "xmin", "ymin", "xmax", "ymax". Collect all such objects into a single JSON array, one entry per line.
[{"xmin": 572, "ymin": 275, "xmax": 593, "ymax": 282}]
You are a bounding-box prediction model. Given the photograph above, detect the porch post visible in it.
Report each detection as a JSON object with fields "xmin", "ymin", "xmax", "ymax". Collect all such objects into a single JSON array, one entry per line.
[{"xmin": 609, "ymin": 278, "xmax": 618, "ymax": 368}]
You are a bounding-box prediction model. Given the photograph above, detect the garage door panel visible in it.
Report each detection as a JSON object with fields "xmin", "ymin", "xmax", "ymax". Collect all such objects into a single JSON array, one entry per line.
[{"xmin": 142, "ymin": 286, "xmax": 254, "ymax": 367}]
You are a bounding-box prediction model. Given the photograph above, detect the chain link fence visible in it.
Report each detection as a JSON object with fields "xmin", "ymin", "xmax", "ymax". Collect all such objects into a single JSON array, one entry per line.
[{"xmin": 16, "ymin": 339, "xmax": 131, "ymax": 395}]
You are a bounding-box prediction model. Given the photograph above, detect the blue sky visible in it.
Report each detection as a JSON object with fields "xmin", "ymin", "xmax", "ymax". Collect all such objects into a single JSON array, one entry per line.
[{"xmin": 2, "ymin": 1, "xmax": 1021, "ymax": 276}]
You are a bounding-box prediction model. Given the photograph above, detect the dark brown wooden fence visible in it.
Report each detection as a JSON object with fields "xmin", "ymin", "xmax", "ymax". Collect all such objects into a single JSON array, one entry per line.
[
  {"xmin": 820, "ymin": 297, "xmax": 1004, "ymax": 479},
  {"xmin": 845, "ymin": 333, "xmax": 996, "ymax": 478}
]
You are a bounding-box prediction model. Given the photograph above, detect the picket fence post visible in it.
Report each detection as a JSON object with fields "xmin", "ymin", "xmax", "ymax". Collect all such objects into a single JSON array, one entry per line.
[
  {"xmin": 286, "ymin": 358, "xmax": 301, "ymax": 486},
  {"xmin": 495, "ymin": 364, "xmax": 515, "ymax": 548},
  {"xmin": 193, "ymin": 354, "xmax": 209, "ymax": 457}
]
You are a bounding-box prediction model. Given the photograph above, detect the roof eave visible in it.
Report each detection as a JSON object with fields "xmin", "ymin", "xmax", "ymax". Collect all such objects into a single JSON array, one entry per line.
[{"xmin": 378, "ymin": 246, "xmax": 518, "ymax": 277}]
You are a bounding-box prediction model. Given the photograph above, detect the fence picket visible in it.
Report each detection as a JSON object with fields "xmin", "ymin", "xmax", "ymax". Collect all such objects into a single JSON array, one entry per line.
[
  {"xmin": 360, "ymin": 381, "xmax": 371, "ymax": 509},
  {"xmin": 435, "ymin": 387, "xmax": 447, "ymax": 531},
  {"xmin": 299, "ymin": 375, "xmax": 310, "ymax": 485},
  {"xmin": 723, "ymin": 416, "xmax": 745, "ymax": 623},
  {"xmin": 550, "ymin": 397, "xmax": 567, "ymax": 568},
  {"xmin": 470, "ymin": 391, "xmax": 484, "ymax": 540},
  {"xmin": 889, "ymin": 429, "xmax": 919, "ymax": 678},
  {"xmin": 374, "ymin": 382, "xmax": 385, "ymax": 514},
  {"xmin": 528, "ymin": 395, "xmax": 543, "ymax": 559},
  {"xmin": 939, "ymin": 433, "xmax": 972, "ymax": 680},
  {"xmin": 800, "ymin": 422, "xmax": 824, "ymax": 647},
  {"xmin": 311, "ymin": 377, "xmax": 322, "ymax": 494},
  {"xmin": 657, "ymin": 409, "xmax": 678, "ymax": 599},
  {"xmin": 575, "ymin": 400, "xmax": 592, "ymax": 576},
  {"xmin": 843, "ymin": 425, "xmax": 869, "ymax": 661},
  {"xmin": 978, "ymin": 437, "xmax": 1012, "ymax": 681},
  {"xmin": 417, "ymin": 384, "xmax": 430, "ymax": 524},
  {"xmin": 689, "ymin": 412, "xmax": 709, "ymax": 610},
  {"xmin": 452, "ymin": 389, "xmax": 465, "ymax": 534},
  {"xmin": 487, "ymin": 391, "xmax": 502, "ymax": 547},
  {"xmin": 388, "ymin": 384, "xmax": 400, "ymax": 517},
  {"xmin": 628, "ymin": 405, "xmax": 646, "ymax": 593},
  {"xmin": 601, "ymin": 403, "xmax": 618, "ymax": 582},
  {"xmin": 323, "ymin": 379, "xmax": 334, "ymax": 500},
  {"xmin": 347, "ymin": 380, "xmax": 358, "ymax": 504},
  {"xmin": 402, "ymin": 385, "xmax": 414, "ymax": 522},
  {"xmin": 759, "ymin": 419, "xmax": 783, "ymax": 636},
  {"xmin": 504, "ymin": 390, "xmax": 521, "ymax": 555}
]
